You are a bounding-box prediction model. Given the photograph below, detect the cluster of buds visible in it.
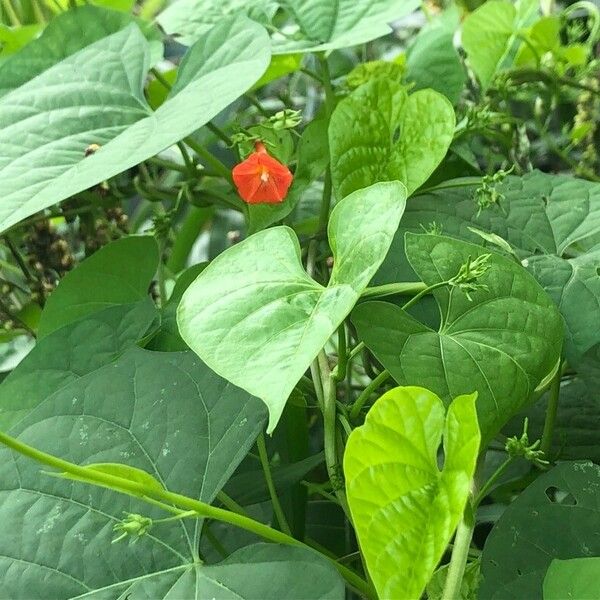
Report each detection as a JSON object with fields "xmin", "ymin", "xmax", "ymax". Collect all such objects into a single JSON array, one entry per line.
[
  {"xmin": 449, "ymin": 253, "xmax": 492, "ymax": 301},
  {"xmin": 505, "ymin": 418, "xmax": 549, "ymax": 468},
  {"xmin": 82, "ymin": 206, "xmax": 129, "ymax": 254},
  {"xmin": 572, "ymin": 76, "xmax": 600, "ymax": 179},
  {"xmin": 474, "ymin": 168, "xmax": 513, "ymax": 214},
  {"xmin": 112, "ymin": 513, "xmax": 153, "ymax": 544}
]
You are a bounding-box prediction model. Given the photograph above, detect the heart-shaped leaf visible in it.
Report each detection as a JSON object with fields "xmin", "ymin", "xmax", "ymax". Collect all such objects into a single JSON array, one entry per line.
[
  {"xmin": 385, "ymin": 171, "xmax": 600, "ymax": 368},
  {"xmin": 353, "ymin": 234, "xmax": 563, "ymax": 444},
  {"xmin": 480, "ymin": 461, "xmax": 600, "ymax": 599},
  {"xmin": 37, "ymin": 236, "xmax": 159, "ymax": 338},
  {"xmin": 0, "ymin": 345, "xmax": 268, "ymax": 598},
  {"xmin": 329, "ymin": 79, "xmax": 455, "ymax": 199},
  {"xmin": 344, "ymin": 386, "xmax": 480, "ymax": 599},
  {"xmin": 0, "ymin": 17, "xmax": 270, "ymax": 233},
  {"xmin": 72, "ymin": 544, "xmax": 344, "ymax": 599},
  {"xmin": 178, "ymin": 181, "xmax": 406, "ymax": 432}
]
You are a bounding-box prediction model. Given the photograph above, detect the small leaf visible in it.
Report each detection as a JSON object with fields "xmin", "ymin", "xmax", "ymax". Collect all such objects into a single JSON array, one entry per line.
[
  {"xmin": 353, "ymin": 234, "xmax": 563, "ymax": 444},
  {"xmin": 178, "ymin": 181, "xmax": 406, "ymax": 432},
  {"xmin": 37, "ymin": 236, "xmax": 159, "ymax": 338},
  {"xmin": 543, "ymin": 557, "xmax": 600, "ymax": 600},
  {"xmin": 344, "ymin": 386, "xmax": 480, "ymax": 600},
  {"xmin": 329, "ymin": 79, "xmax": 455, "ymax": 199}
]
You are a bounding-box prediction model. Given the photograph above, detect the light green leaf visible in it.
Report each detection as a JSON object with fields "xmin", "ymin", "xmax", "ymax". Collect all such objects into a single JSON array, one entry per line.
[
  {"xmin": 37, "ymin": 236, "xmax": 159, "ymax": 338},
  {"xmin": 0, "ymin": 23, "xmax": 42, "ymax": 58},
  {"xmin": 0, "ymin": 346, "xmax": 267, "ymax": 598},
  {"xmin": 543, "ymin": 557, "xmax": 600, "ymax": 600},
  {"xmin": 156, "ymin": 0, "xmax": 277, "ymax": 47},
  {"xmin": 178, "ymin": 181, "xmax": 406, "ymax": 432},
  {"xmin": 353, "ymin": 234, "xmax": 563, "ymax": 444},
  {"xmin": 461, "ymin": 0, "xmax": 538, "ymax": 88},
  {"xmin": 0, "ymin": 300, "xmax": 158, "ymax": 429},
  {"xmin": 387, "ymin": 171, "xmax": 600, "ymax": 367},
  {"xmin": 278, "ymin": 0, "xmax": 421, "ymax": 52},
  {"xmin": 480, "ymin": 462, "xmax": 600, "ymax": 599},
  {"xmin": 344, "ymin": 386, "xmax": 480, "ymax": 600},
  {"xmin": 329, "ymin": 79, "xmax": 455, "ymax": 199},
  {"xmin": 405, "ymin": 8, "xmax": 467, "ymax": 104},
  {"xmin": 72, "ymin": 544, "xmax": 344, "ymax": 599},
  {"xmin": 0, "ymin": 17, "xmax": 270, "ymax": 233},
  {"xmin": 0, "ymin": 5, "xmax": 162, "ymax": 97}
]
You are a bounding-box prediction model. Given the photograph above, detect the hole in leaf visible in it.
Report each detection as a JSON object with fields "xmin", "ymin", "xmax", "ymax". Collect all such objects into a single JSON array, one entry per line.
[
  {"xmin": 541, "ymin": 195, "xmax": 550, "ymax": 207},
  {"xmin": 544, "ymin": 486, "xmax": 578, "ymax": 505},
  {"xmin": 596, "ymin": 266, "xmax": 600, "ymax": 277},
  {"xmin": 516, "ymin": 568, "xmax": 523, "ymax": 576},
  {"xmin": 392, "ymin": 126, "xmax": 401, "ymax": 144}
]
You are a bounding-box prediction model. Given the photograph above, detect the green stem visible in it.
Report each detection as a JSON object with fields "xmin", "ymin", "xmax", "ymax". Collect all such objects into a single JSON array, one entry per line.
[
  {"xmin": 206, "ymin": 122, "xmax": 233, "ymax": 146},
  {"xmin": 176, "ymin": 142, "xmax": 196, "ymax": 176},
  {"xmin": 334, "ymin": 325, "xmax": 348, "ymax": 382},
  {"xmin": 166, "ymin": 206, "xmax": 212, "ymax": 273},
  {"xmin": 348, "ymin": 341, "xmax": 365, "ymax": 363},
  {"xmin": 349, "ymin": 370, "xmax": 391, "ymax": 421},
  {"xmin": 412, "ymin": 177, "xmax": 482, "ymax": 198},
  {"xmin": 541, "ymin": 366, "xmax": 561, "ymax": 457},
  {"xmin": 0, "ymin": 429, "xmax": 375, "ymax": 600},
  {"xmin": 441, "ymin": 510, "xmax": 475, "ymax": 600},
  {"xmin": 184, "ymin": 137, "xmax": 233, "ymax": 185},
  {"xmin": 257, "ymin": 432, "xmax": 292, "ymax": 535},
  {"xmin": 4, "ymin": 235, "xmax": 34, "ymax": 282},
  {"xmin": 147, "ymin": 157, "xmax": 188, "ymax": 173},
  {"xmin": 361, "ymin": 281, "xmax": 427, "ymax": 299},
  {"xmin": 401, "ymin": 280, "xmax": 448, "ymax": 312},
  {"xmin": 473, "ymin": 457, "xmax": 514, "ymax": 507},
  {"xmin": 1, "ymin": 0, "xmax": 21, "ymax": 25},
  {"xmin": 150, "ymin": 67, "xmax": 173, "ymax": 91},
  {"xmin": 216, "ymin": 490, "xmax": 248, "ymax": 516}
]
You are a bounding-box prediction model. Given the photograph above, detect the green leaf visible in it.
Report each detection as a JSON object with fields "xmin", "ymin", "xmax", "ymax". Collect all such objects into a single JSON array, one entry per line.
[
  {"xmin": 72, "ymin": 544, "xmax": 344, "ymax": 599},
  {"xmin": 0, "ymin": 17, "xmax": 270, "ymax": 233},
  {"xmin": 480, "ymin": 462, "xmax": 600, "ymax": 599},
  {"xmin": 388, "ymin": 171, "xmax": 600, "ymax": 367},
  {"xmin": 329, "ymin": 80, "xmax": 455, "ymax": 199},
  {"xmin": 0, "ymin": 346, "xmax": 267, "ymax": 598},
  {"xmin": 156, "ymin": 0, "xmax": 277, "ymax": 47},
  {"xmin": 247, "ymin": 115, "xmax": 329, "ymax": 233},
  {"xmin": 427, "ymin": 560, "xmax": 481, "ymax": 600},
  {"xmin": 353, "ymin": 234, "xmax": 563, "ymax": 444},
  {"xmin": 344, "ymin": 386, "xmax": 480, "ymax": 600},
  {"xmin": 405, "ymin": 8, "xmax": 467, "ymax": 104},
  {"xmin": 543, "ymin": 557, "xmax": 600, "ymax": 600},
  {"xmin": 0, "ymin": 5, "xmax": 162, "ymax": 97},
  {"xmin": 0, "ymin": 23, "xmax": 42, "ymax": 58},
  {"xmin": 37, "ymin": 236, "xmax": 159, "ymax": 338},
  {"xmin": 178, "ymin": 181, "xmax": 406, "ymax": 432},
  {"xmin": 278, "ymin": 0, "xmax": 421, "ymax": 52},
  {"xmin": 0, "ymin": 300, "xmax": 158, "ymax": 429}
]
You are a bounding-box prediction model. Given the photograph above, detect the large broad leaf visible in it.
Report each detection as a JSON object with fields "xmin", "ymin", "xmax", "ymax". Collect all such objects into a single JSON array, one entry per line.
[
  {"xmin": 178, "ymin": 181, "xmax": 406, "ymax": 432},
  {"xmin": 0, "ymin": 300, "xmax": 158, "ymax": 429},
  {"xmin": 278, "ymin": 0, "xmax": 421, "ymax": 52},
  {"xmin": 480, "ymin": 462, "xmax": 600, "ymax": 599},
  {"xmin": 461, "ymin": 0, "xmax": 538, "ymax": 88},
  {"xmin": 543, "ymin": 557, "xmax": 600, "ymax": 600},
  {"xmin": 72, "ymin": 544, "xmax": 344, "ymax": 599},
  {"xmin": 0, "ymin": 5, "xmax": 162, "ymax": 97},
  {"xmin": 329, "ymin": 79, "xmax": 455, "ymax": 199},
  {"xmin": 38, "ymin": 236, "xmax": 158, "ymax": 338},
  {"xmin": 344, "ymin": 386, "xmax": 480, "ymax": 600},
  {"xmin": 0, "ymin": 17, "xmax": 270, "ymax": 233},
  {"xmin": 0, "ymin": 346, "xmax": 268, "ymax": 598},
  {"xmin": 405, "ymin": 8, "xmax": 467, "ymax": 105},
  {"xmin": 156, "ymin": 0, "xmax": 277, "ymax": 47},
  {"xmin": 386, "ymin": 171, "xmax": 600, "ymax": 367},
  {"xmin": 353, "ymin": 234, "xmax": 563, "ymax": 444}
]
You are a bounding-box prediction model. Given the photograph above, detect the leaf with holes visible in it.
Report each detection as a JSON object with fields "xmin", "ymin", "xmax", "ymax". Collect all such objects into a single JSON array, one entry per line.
[
  {"xmin": 329, "ymin": 79, "xmax": 455, "ymax": 199},
  {"xmin": 353, "ymin": 233, "xmax": 563, "ymax": 445},
  {"xmin": 344, "ymin": 386, "xmax": 480, "ymax": 599},
  {"xmin": 480, "ymin": 462, "xmax": 600, "ymax": 599},
  {"xmin": 0, "ymin": 17, "xmax": 270, "ymax": 233},
  {"xmin": 0, "ymin": 346, "xmax": 268, "ymax": 598},
  {"xmin": 178, "ymin": 181, "xmax": 406, "ymax": 432}
]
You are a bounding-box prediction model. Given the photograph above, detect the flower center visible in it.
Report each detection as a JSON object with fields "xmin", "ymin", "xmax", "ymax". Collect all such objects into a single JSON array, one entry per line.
[{"xmin": 259, "ymin": 168, "xmax": 270, "ymax": 182}]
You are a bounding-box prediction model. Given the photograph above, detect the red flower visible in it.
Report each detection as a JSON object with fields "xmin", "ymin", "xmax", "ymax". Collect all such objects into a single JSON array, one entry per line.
[{"xmin": 232, "ymin": 142, "xmax": 293, "ymax": 204}]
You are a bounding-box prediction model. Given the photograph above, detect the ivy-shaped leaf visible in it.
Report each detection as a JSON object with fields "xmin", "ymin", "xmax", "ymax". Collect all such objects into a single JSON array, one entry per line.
[
  {"xmin": 178, "ymin": 181, "xmax": 406, "ymax": 432},
  {"xmin": 329, "ymin": 79, "xmax": 455, "ymax": 199},
  {"xmin": 344, "ymin": 386, "xmax": 480, "ymax": 599},
  {"xmin": 0, "ymin": 17, "xmax": 270, "ymax": 233},
  {"xmin": 353, "ymin": 234, "xmax": 563, "ymax": 444},
  {"xmin": 543, "ymin": 557, "xmax": 600, "ymax": 600},
  {"xmin": 480, "ymin": 462, "xmax": 600, "ymax": 599}
]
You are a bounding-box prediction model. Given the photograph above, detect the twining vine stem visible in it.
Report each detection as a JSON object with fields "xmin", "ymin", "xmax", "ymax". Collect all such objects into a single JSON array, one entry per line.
[{"xmin": 0, "ymin": 430, "xmax": 375, "ymax": 600}]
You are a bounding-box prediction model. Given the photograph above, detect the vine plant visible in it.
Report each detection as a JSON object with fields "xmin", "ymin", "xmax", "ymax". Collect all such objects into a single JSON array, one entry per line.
[{"xmin": 0, "ymin": 0, "xmax": 599, "ymax": 599}]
